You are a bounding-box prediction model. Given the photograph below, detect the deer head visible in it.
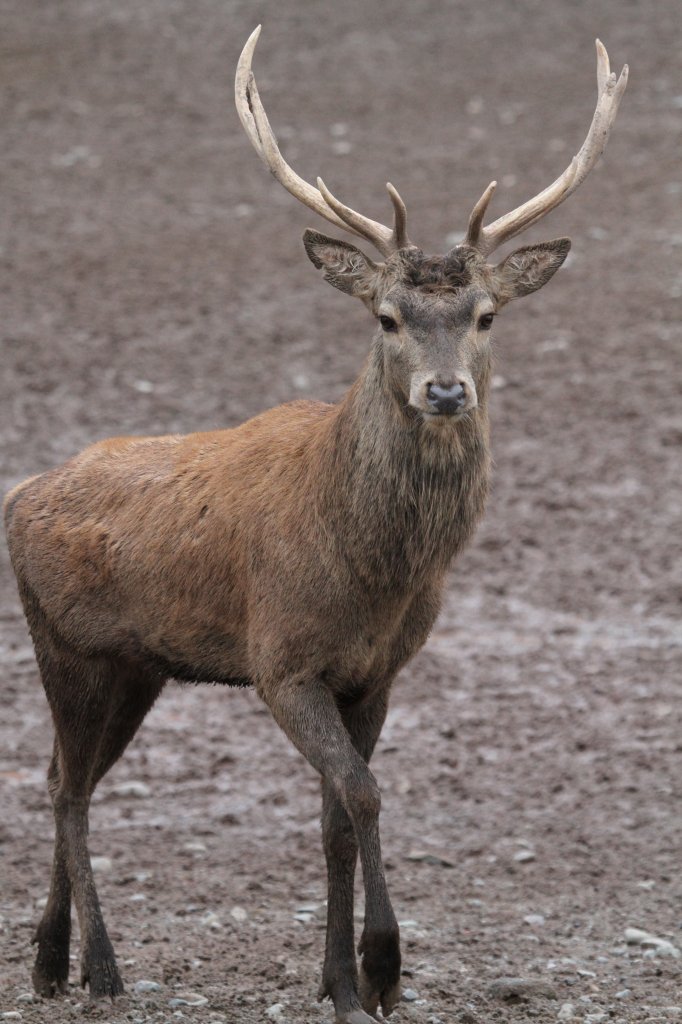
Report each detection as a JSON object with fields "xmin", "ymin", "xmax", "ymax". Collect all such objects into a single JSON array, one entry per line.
[{"xmin": 235, "ymin": 28, "xmax": 627, "ymax": 421}]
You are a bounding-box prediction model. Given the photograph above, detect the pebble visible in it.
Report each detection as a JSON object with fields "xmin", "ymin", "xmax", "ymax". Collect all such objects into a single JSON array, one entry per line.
[
  {"xmin": 200, "ymin": 910, "xmax": 222, "ymax": 929},
  {"xmin": 230, "ymin": 905, "xmax": 248, "ymax": 922},
  {"xmin": 182, "ymin": 841, "xmax": 207, "ymax": 854},
  {"xmin": 625, "ymin": 927, "xmax": 680, "ymax": 958},
  {"xmin": 557, "ymin": 1004, "xmax": 575, "ymax": 1021},
  {"xmin": 111, "ymin": 780, "xmax": 151, "ymax": 798},
  {"xmin": 584, "ymin": 1015, "xmax": 607, "ymax": 1023},
  {"xmin": 169, "ymin": 992, "xmax": 208, "ymax": 1007},
  {"xmin": 266, "ymin": 1004, "xmax": 285, "ymax": 1019},
  {"xmin": 134, "ymin": 979, "xmax": 162, "ymax": 993},
  {"xmin": 90, "ymin": 856, "xmax": 113, "ymax": 873},
  {"xmin": 524, "ymin": 914, "xmax": 546, "ymax": 926},
  {"xmin": 405, "ymin": 849, "xmax": 454, "ymax": 867},
  {"xmin": 487, "ymin": 977, "xmax": 557, "ymax": 1002},
  {"xmin": 615, "ymin": 990, "xmax": 631, "ymax": 999},
  {"xmin": 2, "ymin": 1014, "xmax": 22, "ymax": 1021},
  {"xmin": 513, "ymin": 849, "xmax": 536, "ymax": 863},
  {"xmin": 402, "ymin": 988, "xmax": 419, "ymax": 1002},
  {"xmin": 15, "ymin": 995, "xmax": 33, "ymax": 1005}
]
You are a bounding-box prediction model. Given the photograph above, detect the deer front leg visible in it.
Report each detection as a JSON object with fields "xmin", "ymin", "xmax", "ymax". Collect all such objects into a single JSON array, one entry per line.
[
  {"xmin": 318, "ymin": 690, "xmax": 398, "ymax": 1018},
  {"xmin": 263, "ymin": 680, "xmax": 400, "ymax": 1023}
]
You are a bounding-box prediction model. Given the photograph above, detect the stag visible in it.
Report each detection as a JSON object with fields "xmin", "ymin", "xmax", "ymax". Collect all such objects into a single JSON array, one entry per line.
[{"xmin": 4, "ymin": 28, "xmax": 626, "ymax": 1023}]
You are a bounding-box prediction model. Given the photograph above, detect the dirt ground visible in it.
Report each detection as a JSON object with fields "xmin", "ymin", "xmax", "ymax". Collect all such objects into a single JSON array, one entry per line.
[{"xmin": 1, "ymin": 1, "xmax": 681, "ymax": 1022}]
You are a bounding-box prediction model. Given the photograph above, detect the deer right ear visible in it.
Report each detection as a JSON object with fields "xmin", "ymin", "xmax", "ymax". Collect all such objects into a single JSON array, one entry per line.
[{"xmin": 303, "ymin": 230, "xmax": 381, "ymax": 300}]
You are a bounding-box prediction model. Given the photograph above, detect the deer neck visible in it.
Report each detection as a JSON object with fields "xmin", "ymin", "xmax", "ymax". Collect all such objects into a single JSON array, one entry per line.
[{"xmin": 318, "ymin": 340, "xmax": 491, "ymax": 586}]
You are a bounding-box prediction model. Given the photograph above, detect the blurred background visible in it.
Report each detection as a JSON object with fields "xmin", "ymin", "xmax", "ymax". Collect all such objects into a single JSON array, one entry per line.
[{"xmin": 1, "ymin": 1, "xmax": 680, "ymax": 1021}]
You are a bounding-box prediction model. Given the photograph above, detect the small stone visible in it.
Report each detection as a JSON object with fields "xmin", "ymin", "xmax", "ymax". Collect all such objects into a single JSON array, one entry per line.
[
  {"xmin": 557, "ymin": 1004, "xmax": 575, "ymax": 1021},
  {"xmin": 584, "ymin": 1015, "xmax": 606, "ymax": 1024},
  {"xmin": 405, "ymin": 849, "xmax": 454, "ymax": 867},
  {"xmin": 169, "ymin": 992, "xmax": 208, "ymax": 1007},
  {"xmin": 182, "ymin": 842, "xmax": 207, "ymax": 854},
  {"xmin": 402, "ymin": 988, "xmax": 419, "ymax": 1002},
  {"xmin": 90, "ymin": 856, "xmax": 113, "ymax": 873},
  {"xmin": 625, "ymin": 927, "xmax": 680, "ymax": 958},
  {"xmin": 130, "ymin": 893, "xmax": 146, "ymax": 902},
  {"xmin": 134, "ymin": 979, "xmax": 162, "ymax": 993},
  {"xmin": 615, "ymin": 990, "xmax": 630, "ymax": 999},
  {"xmin": 112, "ymin": 780, "xmax": 151, "ymax": 797},
  {"xmin": 577, "ymin": 969, "xmax": 596, "ymax": 978},
  {"xmin": 200, "ymin": 911, "xmax": 221, "ymax": 929},
  {"xmin": 266, "ymin": 1004, "xmax": 285, "ymax": 1019},
  {"xmin": 15, "ymin": 995, "xmax": 34, "ymax": 1004},
  {"xmin": 488, "ymin": 977, "xmax": 557, "ymax": 1002},
  {"xmin": 230, "ymin": 905, "xmax": 247, "ymax": 922},
  {"xmin": 513, "ymin": 849, "xmax": 536, "ymax": 863},
  {"xmin": 3, "ymin": 1015, "xmax": 22, "ymax": 1021},
  {"xmin": 524, "ymin": 914, "xmax": 545, "ymax": 926}
]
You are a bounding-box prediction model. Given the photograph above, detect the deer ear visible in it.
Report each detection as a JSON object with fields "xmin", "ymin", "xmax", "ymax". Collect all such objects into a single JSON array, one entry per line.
[
  {"xmin": 303, "ymin": 230, "xmax": 381, "ymax": 299},
  {"xmin": 491, "ymin": 238, "xmax": 571, "ymax": 306}
]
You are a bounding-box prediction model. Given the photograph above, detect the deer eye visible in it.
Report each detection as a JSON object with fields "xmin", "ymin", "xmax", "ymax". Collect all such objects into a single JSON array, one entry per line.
[
  {"xmin": 379, "ymin": 315, "xmax": 398, "ymax": 332},
  {"xmin": 478, "ymin": 312, "xmax": 495, "ymax": 331}
]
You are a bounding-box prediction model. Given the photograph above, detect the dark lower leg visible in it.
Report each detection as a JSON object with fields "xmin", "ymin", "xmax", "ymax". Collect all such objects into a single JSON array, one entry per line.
[
  {"xmin": 32, "ymin": 746, "xmax": 71, "ymax": 996},
  {"xmin": 318, "ymin": 782, "xmax": 360, "ymax": 1014},
  {"xmin": 265, "ymin": 681, "xmax": 399, "ymax": 1020}
]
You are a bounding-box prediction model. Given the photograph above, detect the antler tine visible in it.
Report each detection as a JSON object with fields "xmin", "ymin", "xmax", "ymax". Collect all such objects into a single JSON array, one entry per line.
[
  {"xmin": 235, "ymin": 26, "xmax": 410, "ymax": 257},
  {"xmin": 466, "ymin": 40, "xmax": 628, "ymax": 257}
]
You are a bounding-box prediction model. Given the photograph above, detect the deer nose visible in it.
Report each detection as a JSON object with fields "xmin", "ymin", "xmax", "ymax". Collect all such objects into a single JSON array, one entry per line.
[{"xmin": 426, "ymin": 381, "xmax": 466, "ymax": 415}]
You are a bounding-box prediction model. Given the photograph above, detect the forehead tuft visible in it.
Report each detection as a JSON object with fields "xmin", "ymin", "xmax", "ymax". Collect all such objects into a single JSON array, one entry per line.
[{"xmin": 394, "ymin": 246, "xmax": 483, "ymax": 293}]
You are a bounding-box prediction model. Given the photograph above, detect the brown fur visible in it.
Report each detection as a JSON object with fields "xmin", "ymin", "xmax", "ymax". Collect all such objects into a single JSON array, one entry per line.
[{"xmin": 4, "ymin": 233, "xmax": 568, "ymax": 1022}]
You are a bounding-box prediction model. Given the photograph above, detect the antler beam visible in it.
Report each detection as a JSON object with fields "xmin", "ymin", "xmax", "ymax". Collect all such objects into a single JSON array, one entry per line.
[
  {"xmin": 235, "ymin": 26, "xmax": 411, "ymax": 257},
  {"xmin": 464, "ymin": 40, "xmax": 628, "ymax": 256}
]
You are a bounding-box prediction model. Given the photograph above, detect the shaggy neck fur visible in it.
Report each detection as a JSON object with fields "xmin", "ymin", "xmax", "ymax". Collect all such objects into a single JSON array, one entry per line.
[{"xmin": 316, "ymin": 337, "xmax": 492, "ymax": 591}]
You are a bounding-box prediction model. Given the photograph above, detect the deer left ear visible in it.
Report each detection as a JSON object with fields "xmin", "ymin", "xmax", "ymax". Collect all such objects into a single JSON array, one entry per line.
[
  {"xmin": 491, "ymin": 238, "xmax": 571, "ymax": 306},
  {"xmin": 303, "ymin": 230, "xmax": 382, "ymax": 301}
]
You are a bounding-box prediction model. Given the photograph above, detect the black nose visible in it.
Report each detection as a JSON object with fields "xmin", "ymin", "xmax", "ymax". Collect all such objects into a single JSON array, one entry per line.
[{"xmin": 426, "ymin": 381, "xmax": 466, "ymax": 415}]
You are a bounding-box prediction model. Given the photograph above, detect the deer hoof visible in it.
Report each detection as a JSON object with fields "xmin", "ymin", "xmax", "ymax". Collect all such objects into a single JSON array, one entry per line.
[
  {"xmin": 32, "ymin": 962, "xmax": 69, "ymax": 998},
  {"xmin": 359, "ymin": 964, "xmax": 401, "ymax": 1018},
  {"xmin": 336, "ymin": 1010, "xmax": 378, "ymax": 1024},
  {"xmin": 81, "ymin": 954, "xmax": 124, "ymax": 998}
]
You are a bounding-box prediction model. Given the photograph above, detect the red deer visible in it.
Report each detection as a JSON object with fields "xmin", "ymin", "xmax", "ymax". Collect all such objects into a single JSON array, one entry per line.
[{"xmin": 4, "ymin": 28, "xmax": 626, "ymax": 1023}]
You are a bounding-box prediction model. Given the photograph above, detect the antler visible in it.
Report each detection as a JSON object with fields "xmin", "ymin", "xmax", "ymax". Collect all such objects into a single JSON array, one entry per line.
[
  {"xmin": 464, "ymin": 40, "xmax": 628, "ymax": 256},
  {"xmin": 235, "ymin": 26, "xmax": 411, "ymax": 258}
]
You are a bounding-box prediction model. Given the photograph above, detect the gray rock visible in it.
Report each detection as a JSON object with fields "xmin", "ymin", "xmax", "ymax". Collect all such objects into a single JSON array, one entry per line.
[
  {"xmin": 90, "ymin": 856, "xmax": 113, "ymax": 873},
  {"xmin": 557, "ymin": 1004, "xmax": 574, "ymax": 1021},
  {"xmin": 134, "ymin": 979, "xmax": 162, "ymax": 993},
  {"xmin": 625, "ymin": 927, "xmax": 680, "ymax": 958},
  {"xmin": 111, "ymin": 780, "xmax": 151, "ymax": 798},
  {"xmin": 402, "ymin": 988, "xmax": 419, "ymax": 1001},
  {"xmin": 488, "ymin": 977, "xmax": 558, "ymax": 1002},
  {"xmin": 169, "ymin": 993, "xmax": 208, "ymax": 1007},
  {"xmin": 405, "ymin": 849, "xmax": 455, "ymax": 868}
]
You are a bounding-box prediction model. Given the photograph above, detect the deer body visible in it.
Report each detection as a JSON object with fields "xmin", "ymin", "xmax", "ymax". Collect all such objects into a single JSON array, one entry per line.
[
  {"xmin": 4, "ymin": 28, "xmax": 626, "ymax": 1024},
  {"xmin": 6, "ymin": 335, "xmax": 489, "ymax": 695}
]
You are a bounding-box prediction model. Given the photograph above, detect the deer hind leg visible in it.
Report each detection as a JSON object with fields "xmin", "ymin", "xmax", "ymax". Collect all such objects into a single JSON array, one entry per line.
[
  {"xmin": 264, "ymin": 680, "xmax": 400, "ymax": 1024},
  {"xmin": 32, "ymin": 633, "xmax": 162, "ymax": 999},
  {"xmin": 31, "ymin": 739, "xmax": 72, "ymax": 996}
]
